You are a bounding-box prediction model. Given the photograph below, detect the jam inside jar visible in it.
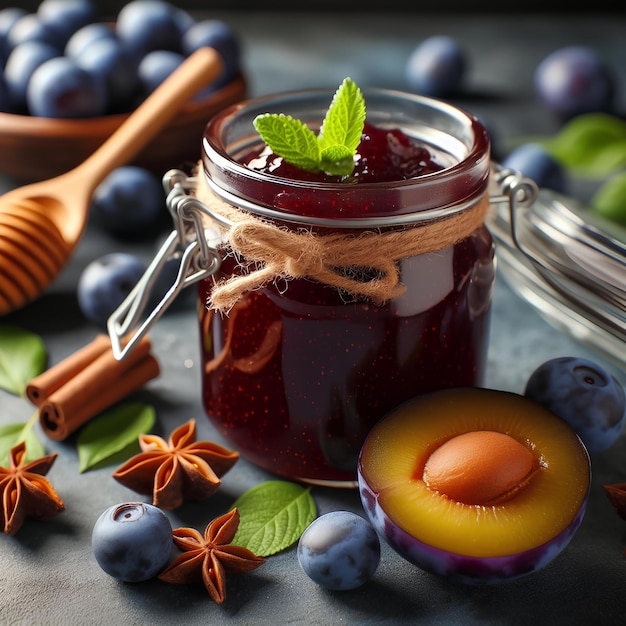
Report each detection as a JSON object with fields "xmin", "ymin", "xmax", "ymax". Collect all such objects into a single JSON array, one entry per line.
[{"xmin": 198, "ymin": 88, "xmax": 494, "ymax": 487}]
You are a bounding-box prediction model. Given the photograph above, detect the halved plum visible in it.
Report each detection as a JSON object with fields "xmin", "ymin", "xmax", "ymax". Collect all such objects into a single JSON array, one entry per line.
[{"xmin": 357, "ymin": 387, "xmax": 591, "ymax": 584}]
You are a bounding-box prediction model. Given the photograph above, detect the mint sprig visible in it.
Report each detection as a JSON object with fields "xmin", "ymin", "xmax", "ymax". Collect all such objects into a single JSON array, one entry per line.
[{"xmin": 253, "ymin": 77, "xmax": 366, "ymax": 177}]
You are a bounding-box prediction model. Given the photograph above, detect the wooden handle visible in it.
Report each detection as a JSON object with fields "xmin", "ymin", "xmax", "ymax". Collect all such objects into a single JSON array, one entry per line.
[{"xmin": 75, "ymin": 47, "xmax": 223, "ymax": 186}]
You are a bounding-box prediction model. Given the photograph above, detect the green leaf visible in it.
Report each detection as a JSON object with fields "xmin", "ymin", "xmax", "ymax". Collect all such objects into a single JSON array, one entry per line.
[
  {"xmin": 253, "ymin": 113, "xmax": 320, "ymax": 172},
  {"xmin": 77, "ymin": 403, "xmax": 156, "ymax": 473},
  {"xmin": 0, "ymin": 325, "xmax": 47, "ymax": 396},
  {"xmin": 0, "ymin": 414, "xmax": 45, "ymax": 467},
  {"xmin": 318, "ymin": 77, "xmax": 366, "ymax": 156},
  {"xmin": 231, "ymin": 480, "xmax": 317, "ymax": 556},
  {"xmin": 545, "ymin": 113, "xmax": 626, "ymax": 178},
  {"xmin": 253, "ymin": 77, "xmax": 366, "ymax": 177},
  {"xmin": 591, "ymin": 171, "xmax": 626, "ymax": 226},
  {"xmin": 320, "ymin": 144, "xmax": 355, "ymax": 176}
]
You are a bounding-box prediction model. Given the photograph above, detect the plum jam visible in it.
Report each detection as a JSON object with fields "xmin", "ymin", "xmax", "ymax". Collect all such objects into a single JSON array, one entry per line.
[{"xmin": 199, "ymin": 88, "xmax": 494, "ymax": 486}]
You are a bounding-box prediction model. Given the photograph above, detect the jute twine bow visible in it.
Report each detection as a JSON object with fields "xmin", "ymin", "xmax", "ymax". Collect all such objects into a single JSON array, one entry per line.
[{"xmin": 195, "ymin": 169, "xmax": 489, "ymax": 312}]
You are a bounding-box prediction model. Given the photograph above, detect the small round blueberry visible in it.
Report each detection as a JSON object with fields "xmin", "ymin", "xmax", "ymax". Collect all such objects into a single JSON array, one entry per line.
[
  {"xmin": 298, "ymin": 511, "xmax": 381, "ymax": 590},
  {"xmin": 524, "ymin": 356, "xmax": 626, "ymax": 454},
  {"xmin": 92, "ymin": 502, "xmax": 173, "ymax": 582}
]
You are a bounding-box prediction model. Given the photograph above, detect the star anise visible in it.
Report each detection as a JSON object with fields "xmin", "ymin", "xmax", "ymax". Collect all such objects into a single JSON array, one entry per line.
[
  {"xmin": 0, "ymin": 441, "xmax": 65, "ymax": 535},
  {"xmin": 158, "ymin": 508, "xmax": 264, "ymax": 604},
  {"xmin": 113, "ymin": 419, "xmax": 239, "ymax": 510},
  {"xmin": 604, "ymin": 482, "xmax": 626, "ymax": 521}
]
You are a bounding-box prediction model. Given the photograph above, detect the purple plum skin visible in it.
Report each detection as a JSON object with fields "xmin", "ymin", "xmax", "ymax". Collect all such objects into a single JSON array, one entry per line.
[
  {"xmin": 524, "ymin": 357, "xmax": 626, "ymax": 454},
  {"xmin": 501, "ymin": 143, "xmax": 568, "ymax": 194},
  {"xmin": 534, "ymin": 46, "xmax": 615, "ymax": 118},
  {"xmin": 92, "ymin": 502, "xmax": 172, "ymax": 582},
  {"xmin": 357, "ymin": 469, "xmax": 590, "ymax": 585},
  {"xmin": 298, "ymin": 511, "xmax": 381, "ymax": 590}
]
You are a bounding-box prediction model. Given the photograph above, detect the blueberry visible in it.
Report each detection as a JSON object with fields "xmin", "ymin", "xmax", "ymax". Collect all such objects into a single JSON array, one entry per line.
[
  {"xmin": 27, "ymin": 55, "xmax": 107, "ymax": 118},
  {"xmin": 297, "ymin": 511, "xmax": 381, "ymax": 590},
  {"xmin": 90, "ymin": 166, "xmax": 167, "ymax": 240},
  {"xmin": 116, "ymin": 0, "xmax": 186, "ymax": 57},
  {"xmin": 65, "ymin": 22, "xmax": 117, "ymax": 59},
  {"xmin": 181, "ymin": 19, "xmax": 241, "ymax": 89},
  {"xmin": 4, "ymin": 40, "xmax": 60, "ymax": 111},
  {"xmin": 92, "ymin": 502, "xmax": 173, "ymax": 582},
  {"xmin": 405, "ymin": 35, "xmax": 466, "ymax": 98},
  {"xmin": 77, "ymin": 252, "xmax": 147, "ymax": 329},
  {"xmin": 37, "ymin": 0, "xmax": 97, "ymax": 50},
  {"xmin": 534, "ymin": 46, "xmax": 615, "ymax": 118},
  {"xmin": 137, "ymin": 49, "xmax": 185, "ymax": 96},
  {"xmin": 524, "ymin": 356, "xmax": 626, "ymax": 454},
  {"xmin": 500, "ymin": 143, "xmax": 568, "ymax": 193},
  {"xmin": 77, "ymin": 37, "xmax": 140, "ymax": 111}
]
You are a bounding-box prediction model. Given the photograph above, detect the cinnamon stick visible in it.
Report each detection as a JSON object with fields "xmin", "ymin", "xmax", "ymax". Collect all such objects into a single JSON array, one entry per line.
[
  {"xmin": 27, "ymin": 334, "xmax": 160, "ymax": 441},
  {"xmin": 26, "ymin": 334, "xmax": 112, "ymax": 406}
]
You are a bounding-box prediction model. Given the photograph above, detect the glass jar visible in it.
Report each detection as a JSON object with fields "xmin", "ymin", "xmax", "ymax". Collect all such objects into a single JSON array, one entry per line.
[{"xmin": 197, "ymin": 88, "xmax": 494, "ymax": 487}]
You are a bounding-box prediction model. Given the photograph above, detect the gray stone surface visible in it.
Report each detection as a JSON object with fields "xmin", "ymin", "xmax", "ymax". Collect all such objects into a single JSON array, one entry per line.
[{"xmin": 1, "ymin": 11, "xmax": 625, "ymax": 626}]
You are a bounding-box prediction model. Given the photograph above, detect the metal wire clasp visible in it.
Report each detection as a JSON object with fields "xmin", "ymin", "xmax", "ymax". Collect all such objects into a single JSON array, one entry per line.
[{"xmin": 108, "ymin": 169, "xmax": 229, "ymax": 360}]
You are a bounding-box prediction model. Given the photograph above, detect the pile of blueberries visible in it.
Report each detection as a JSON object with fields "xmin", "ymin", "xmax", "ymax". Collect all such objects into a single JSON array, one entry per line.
[{"xmin": 0, "ymin": 0, "xmax": 240, "ymax": 117}]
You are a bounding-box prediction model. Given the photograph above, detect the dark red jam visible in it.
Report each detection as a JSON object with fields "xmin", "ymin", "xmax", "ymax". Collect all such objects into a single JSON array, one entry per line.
[
  {"xmin": 243, "ymin": 122, "xmax": 446, "ymax": 184},
  {"xmin": 200, "ymin": 118, "xmax": 494, "ymax": 485}
]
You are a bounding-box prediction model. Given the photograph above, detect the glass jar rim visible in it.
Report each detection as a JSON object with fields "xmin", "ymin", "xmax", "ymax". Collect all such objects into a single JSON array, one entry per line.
[{"xmin": 202, "ymin": 87, "xmax": 491, "ymax": 228}]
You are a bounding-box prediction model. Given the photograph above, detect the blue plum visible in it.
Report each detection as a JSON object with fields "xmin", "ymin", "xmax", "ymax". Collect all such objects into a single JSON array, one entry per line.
[
  {"xmin": 524, "ymin": 356, "xmax": 625, "ymax": 454},
  {"xmin": 4, "ymin": 40, "xmax": 60, "ymax": 111},
  {"xmin": 500, "ymin": 143, "xmax": 568, "ymax": 194},
  {"xmin": 297, "ymin": 511, "xmax": 381, "ymax": 590},
  {"xmin": 405, "ymin": 35, "xmax": 466, "ymax": 98},
  {"xmin": 77, "ymin": 37, "xmax": 140, "ymax": 111},
  {"xmin": 137, "ymin": 49, "xmax": 185, "ymax": 95},
  {"xmin": 37, "ymin": 0, "xmax": 97, "ymax": 50},
  {"xmin": 77, "ymin": 252, "xmax": 147, "ymax": 328},
  {"xmin": 64, "ymin": 22, "xmax": 117, "ymax": 59},
  {"xmin": 92, "ymin": 502, "xmax": 172, "ymax": 582},
  {"xmin": 90, "ymin": 166, "xmax": 167, "ymax": 239},
  {"xmin": 0, "ymin": 7, "xmax": 27, "ymax": 58},
  {"xmin": 27, "ymin": 55, "xmax": 107, "ymax": 117},
  {"xmin": 534, "ymin": 46, "xmax": 615, "ymax": 118},
  {"xmin": 181, "ymin": 19, "xmax": 241, "ymax": 89},
  {"xmin": 6, "ymin": 12, "xmax": 64, "ymax": 51},
  {"xmin": 116, "ymin": 0, "xmax": 186, "ymax": 57}
]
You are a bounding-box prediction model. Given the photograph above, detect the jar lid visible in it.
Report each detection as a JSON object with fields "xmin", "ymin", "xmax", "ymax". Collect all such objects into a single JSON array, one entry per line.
[{"xmin": 487, "ymin": 175, "xmax": 626, "ymax": 369}]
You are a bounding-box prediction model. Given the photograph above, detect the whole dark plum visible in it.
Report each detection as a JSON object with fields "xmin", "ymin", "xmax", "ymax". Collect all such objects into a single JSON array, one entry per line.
[
  {"xmin": 4, "ymin": 40, "xmax": 59, "ymax": 111},
  {"xmin": 90, "ymin": 166, "xmax": 167, "ymax": 239},
  {"xmin": 92, "ymin": 502, "xmax": 172, "ymax": 582},
  {"xmin": 115, "ymin": 0, "xmax": 190, "ymax": 56},
  {"xmin": 501, "ymin": 143, "xmax": 568, "ymax": 194},
  {"xmin": 297, "ymin": 511, "xmax": 381, "ymax": 590},
  {"xmin": 37, "ymin": 0, "xmax": 97, "ymax": 50},
  {"xmin": 26, "ymin": 55, "xmax": 107, "ymax": 118},
  {"xmin": 534, "ymin": 46, "xmax": 615, "ymax": 118},
  {"xmin": 524, "ymin": 356, "xmax": 626, "ymax": 454},
  {"xmin": 405, "ymin": 35, "xmax": 466, "ymax": 97},
  {"xmin": 77, "ymin": 252, "xmax": 147, "ymax": 329}
]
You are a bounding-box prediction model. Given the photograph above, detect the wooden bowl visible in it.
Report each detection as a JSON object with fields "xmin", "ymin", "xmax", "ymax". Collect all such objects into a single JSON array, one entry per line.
[{"xmin": 0, "ymin": 74, "xmax": 247, "ymax": 182}]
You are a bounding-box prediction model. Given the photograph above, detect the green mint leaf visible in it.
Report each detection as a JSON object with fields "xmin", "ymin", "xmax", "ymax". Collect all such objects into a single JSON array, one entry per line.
[
  {"xmin": 318, "ymin": 77, "xmax": 366, "ymax": 157},
  {"xmin": 320, "ymin": 144, "xmax": 355, "ymax": 176},
  {"xmin": 253, "ymin": 77, "xmax": 366, "ymax": 177},
  {"xmin": 77, "ymin": 403, "xmax": 156, "ymax": 473},
  {"xmin": 0, "ymin": 414, "xmax": 45, "ymax": 467},
  {"xmin": 231, "ymin": 480, "xmax": 316, "ymax": 556},
  {"xmin": 253, "ymin": 113, "xmax": 321, "ymax": 172},
  {"xmin": 0, "ymin": 325, "xmax": 47, "ymax": 396}
]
